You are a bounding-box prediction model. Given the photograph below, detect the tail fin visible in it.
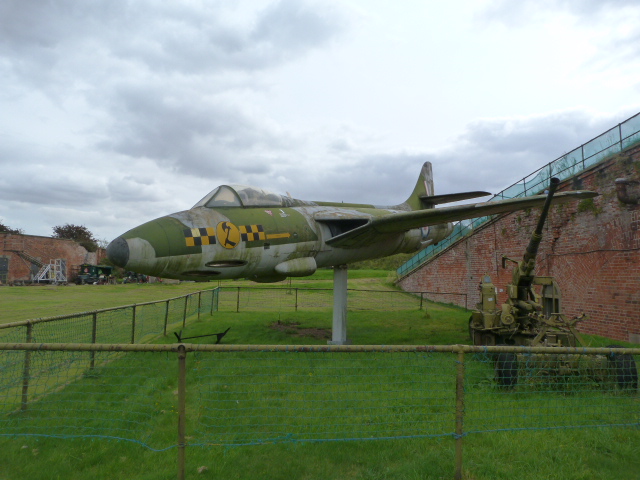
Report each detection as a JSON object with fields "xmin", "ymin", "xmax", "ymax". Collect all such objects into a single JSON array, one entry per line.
[
  {"xmin": 401, "ymin": 162, "xmax": 490, "ymax": 211},
  {"xmin": 401, "ymin": 162, "xmax": 434, "ymax": 211}
]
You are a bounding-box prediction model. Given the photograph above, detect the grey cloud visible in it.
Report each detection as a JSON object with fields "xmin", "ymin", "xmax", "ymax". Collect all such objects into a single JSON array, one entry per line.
[
  {"xmin": 1, "ymin": 0, "xmax": 349, "ymax": 192},
  {"xmin": 273, "ymin": 153, "xmax": 429, "ymax": 206},
  {"xmin": 424, "ymin": 110, "xmax": 629, "ymax": 194},
  {"xmin": 99, "ymin": 83, "xmax": 287, "ymax": 179},
  {"xmin": 253, "ymin": 0, "xmax": 347, "ymax": 56},
  {"xmin": 280, "ymin": 109, "xmax": 630, "ymax": 206},
  {"xmin": 479, "ymin": 0, "xmax": 639, "ymax": 23},
  {"xmin": 105, "ymin": 176, "xmax": 164, "ymax": 204},
  {"xmin": 0, "ymin": 173, "xmax": 108, "ymax": 207},
  {"xmin": 0, "ymin": 0, "xmax": 348, "ymax": 81}
]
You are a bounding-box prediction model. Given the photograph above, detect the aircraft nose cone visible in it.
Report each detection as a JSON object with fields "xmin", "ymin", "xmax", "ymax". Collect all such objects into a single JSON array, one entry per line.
[{"xmin": 106, "ymin": 237, "xmax": 130, "ymax": 268}]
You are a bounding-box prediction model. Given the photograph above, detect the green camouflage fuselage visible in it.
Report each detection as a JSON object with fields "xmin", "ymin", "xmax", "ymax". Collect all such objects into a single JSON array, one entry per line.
[{"xmin": 109, "ymin": 202, "xmax": 443, "ymax": 282}]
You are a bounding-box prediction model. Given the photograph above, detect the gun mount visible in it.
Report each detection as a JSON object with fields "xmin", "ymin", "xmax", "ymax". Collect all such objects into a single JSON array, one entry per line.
[
  {"xmin": 468, "ymin": 179, "xmax": 637, "ymax": 390},
  {"xmin": 469, "ymin": 178, "xmax": 585, "ymax": 348}
]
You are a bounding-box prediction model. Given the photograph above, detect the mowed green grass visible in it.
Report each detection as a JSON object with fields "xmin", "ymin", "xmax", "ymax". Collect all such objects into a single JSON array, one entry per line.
[
  {"xmin": 0, "ymin": 269, "xmax": 392, "ymax": 324},
  {"xmin": 0, "ymin": 271, "xmax": 639, "ymax": 480}
]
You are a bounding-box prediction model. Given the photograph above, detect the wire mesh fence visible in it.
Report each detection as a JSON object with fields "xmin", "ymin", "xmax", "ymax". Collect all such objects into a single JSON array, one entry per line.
[
  {"xmin": 215, "ymin": 287, "xmax": 465, "ymax": 312},
  {"xmin": 193, "ymin": 350, "xmax": 456, "ymax": 446},
  {"xmin": 0, "ymin": 289, "xmax": 219, "ymax": 346},
  {"xmin": 0, "ymin": 343, "xmax": 637, "ymax": 479}
]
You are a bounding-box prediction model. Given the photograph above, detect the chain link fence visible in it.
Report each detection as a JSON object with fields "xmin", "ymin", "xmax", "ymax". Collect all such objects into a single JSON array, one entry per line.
[{"xmin": 215, "ymin": 286, "xmax": 467, "ymax": 312}]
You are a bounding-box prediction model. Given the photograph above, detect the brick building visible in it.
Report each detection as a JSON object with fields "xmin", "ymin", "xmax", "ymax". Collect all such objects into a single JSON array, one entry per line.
[
  {"xmin": 0, "ymin": 233, "xmax": 106, "ymax": 284},
  {"xmin": 397, "ymin": 145, "xmax": 640, "ymax": 343}
]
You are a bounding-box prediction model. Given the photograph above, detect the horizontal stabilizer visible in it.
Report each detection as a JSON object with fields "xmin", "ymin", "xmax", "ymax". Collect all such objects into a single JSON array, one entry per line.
[{"xmin": 419, "ymin": 191, "xmax": 490, "ymax": 208}]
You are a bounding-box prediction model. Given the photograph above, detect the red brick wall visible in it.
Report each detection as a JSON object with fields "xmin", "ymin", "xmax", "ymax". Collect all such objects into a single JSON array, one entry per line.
[
  {"xmin": 0, "ymin": 234, "xmax": 106, "ymax": 284},
  {"xmin": 398, "ymin": 146, "xmax": 640, "ymax": 342}
]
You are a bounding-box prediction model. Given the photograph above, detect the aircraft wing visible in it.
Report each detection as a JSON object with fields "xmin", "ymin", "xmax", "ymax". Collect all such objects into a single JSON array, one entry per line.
[{"xmin": 320, "ymin": 190, "xmax": 597, "ymax": 249}]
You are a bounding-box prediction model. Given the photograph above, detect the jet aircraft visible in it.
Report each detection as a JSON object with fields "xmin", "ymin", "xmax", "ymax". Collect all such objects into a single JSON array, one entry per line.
[{"xmin": 106, "ymin": 162, "xmax": 596, "ymax": 283}]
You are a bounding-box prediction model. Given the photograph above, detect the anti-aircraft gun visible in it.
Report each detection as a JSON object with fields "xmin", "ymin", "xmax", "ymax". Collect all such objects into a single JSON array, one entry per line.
[
  {"xmin": 469, "ymin": 178, "xmax": 586, "ymax": 347},
  {"xmin": 469, "ymin": 178, "xmax": 637, "ymax": 389}
]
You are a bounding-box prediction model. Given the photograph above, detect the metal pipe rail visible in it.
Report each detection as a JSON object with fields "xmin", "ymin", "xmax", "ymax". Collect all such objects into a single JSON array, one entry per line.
[{"xmin": 1, "ymin": 342, "xmax": 639, "ymax": 355}]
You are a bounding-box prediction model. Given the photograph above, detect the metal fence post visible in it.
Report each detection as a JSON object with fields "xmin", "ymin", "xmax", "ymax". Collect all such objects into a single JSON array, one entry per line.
[
  {"xmin": 236, "ymin": 287, "xmax": 240, "ymax": 313},
  {"xmin": 164, "ymin": 300, "xmax": 170, "ymax": 336},
  {"xmin": 295, "ymin": 288, "xmax": 299, "ymax": 312},
  {"xmin": 419, "ymin": 292, "xmax": 424, "ymax": 310},
  {"xmin": 177, "ymin": 345, "xmax": 187, "ymax": 480},
  {"xmin": 197, "ymin": 291, "xmax": 202, "ymax": 322},
  {"xmin": 21, "ymin": 323, "xmax": 33, "ymax": 411},
  {"xmin": 131, "ymin": 305, "xmax": 137, "ymax": 344},
  {"xmin": 183, "ymin": 296, "xmax": 188, "ymax": 328},
  {"xmin": 90, "ymin": 312, "xmax": 97, "ymax": 369},
  {"xmin": 454, "ymin": 346, "xmax": 466, "ymax": 480}
]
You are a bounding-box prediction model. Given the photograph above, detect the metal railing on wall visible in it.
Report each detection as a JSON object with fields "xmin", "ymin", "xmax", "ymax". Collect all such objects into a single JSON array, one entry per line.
[{"xmin": 397, "ymin": 111, "xmax": 640, "ymax": 278}]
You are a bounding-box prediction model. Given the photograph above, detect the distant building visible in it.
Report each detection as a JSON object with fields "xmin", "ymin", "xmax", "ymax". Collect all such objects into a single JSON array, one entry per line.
[{"xmin": 0, "ymin": 233, "xmax": 106, "ymax": 284}]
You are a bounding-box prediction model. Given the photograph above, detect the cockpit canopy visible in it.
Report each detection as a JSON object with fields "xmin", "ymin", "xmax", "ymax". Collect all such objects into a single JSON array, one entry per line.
[{"xmin": 193, "ymin": 185, "xmax": 313, "ymax": 209}]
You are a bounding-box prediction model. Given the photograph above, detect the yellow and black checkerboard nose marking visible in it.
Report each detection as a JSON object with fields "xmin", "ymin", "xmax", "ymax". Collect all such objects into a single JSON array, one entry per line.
[
  {"xmin": 239, "ymin": 224, "xmax": 266, "ymax": 242},
  {"xmin": 184, "ymin": 224, "xmax": 273, "ymax": 247},
  {"xmin": 184, "ymin": 227, "xmax": 217, "ymax": 247}
]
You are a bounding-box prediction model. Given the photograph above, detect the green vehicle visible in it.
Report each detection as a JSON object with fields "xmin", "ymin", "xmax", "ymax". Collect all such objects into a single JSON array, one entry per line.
[{"xmin": 75, "ymin": 264, "xmax": 113, "ymax": 285}]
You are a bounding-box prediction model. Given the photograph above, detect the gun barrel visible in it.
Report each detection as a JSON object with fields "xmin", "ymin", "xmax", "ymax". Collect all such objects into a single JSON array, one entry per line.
[{"xmin": 523, "ymin": 177, "xmax": 560, "ymax": 267}]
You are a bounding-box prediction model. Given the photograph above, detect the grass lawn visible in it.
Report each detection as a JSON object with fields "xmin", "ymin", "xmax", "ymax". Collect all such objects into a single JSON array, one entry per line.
[{"xmin": 0, "ymin": 270, "xmax": 638, "ymax": 479}]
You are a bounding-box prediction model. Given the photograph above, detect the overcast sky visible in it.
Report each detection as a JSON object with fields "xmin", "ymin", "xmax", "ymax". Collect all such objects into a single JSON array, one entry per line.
[{"xmin": 1, "ymin": 0, "xmax": 639, "ymax": 243}]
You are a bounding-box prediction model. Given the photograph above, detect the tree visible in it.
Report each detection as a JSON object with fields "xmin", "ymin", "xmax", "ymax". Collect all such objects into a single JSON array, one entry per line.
[
  {"xmin": 52, "ymin": 224, "xmax": 98, "ymax": 252},
  {"xmin": 0, "ymin": 220, "xmax": 23, "ymax": 234}
]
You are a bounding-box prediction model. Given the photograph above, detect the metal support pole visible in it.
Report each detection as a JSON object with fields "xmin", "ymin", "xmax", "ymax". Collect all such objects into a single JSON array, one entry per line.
[
  {"xmin": 329, "ymin": 265, "xmax": 349, "ymax": 345},
  {"xmin": 454, "ymin": 347, "xmax": 466, "ymax": 480},
  {"xmin": 236, "ymin": 287, "xmax": 241, "ymax": 313},
  {"xmin": 177, "ymin": 345, "xmax": 187, "ymax": 480},
  {"xmin": 295, "ymin": 288, "xmax": 298, "ymax": 312},
  {"xmin": 90, "ymin": 312, "xmax": 97, "ymax": 369},
  {"xmin": 419, "ymin": 292, "xmax": 424, "ymax": 310},
  {"xmin": 210, "ymin": 289, "xmax": 215, "ymax": 315},
  {"xmin": 21, "ymin": 323, "xmax": 33, "ymax": 411},
  {"xmin": 131, "ymin": 305, "xmax": 137, "ymax": 344},
  {"xmin": 197, "ymin": 291, "xmax": 202, "ymax": 322}
]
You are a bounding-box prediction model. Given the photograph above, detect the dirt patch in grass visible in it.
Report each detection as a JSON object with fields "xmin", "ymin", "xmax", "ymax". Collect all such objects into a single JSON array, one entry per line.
[{"xmin": 269, "ymin": 321, "xmax": 331, "ymax": 339}]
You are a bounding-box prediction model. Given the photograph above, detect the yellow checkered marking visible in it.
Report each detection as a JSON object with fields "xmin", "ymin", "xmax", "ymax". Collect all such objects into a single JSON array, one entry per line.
[
  {"xmin": 184, "ymin": 227, "xmax": 216, "ymax": 247},
  {"xmin": 239, "ymin": 224, "xmax": 266, "ymax": 242}
]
